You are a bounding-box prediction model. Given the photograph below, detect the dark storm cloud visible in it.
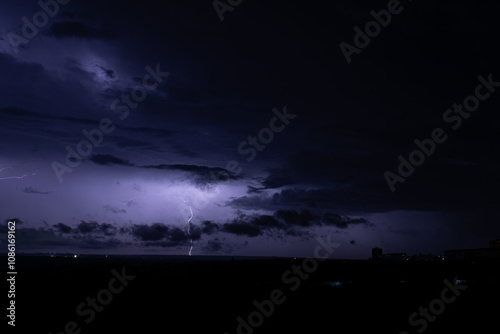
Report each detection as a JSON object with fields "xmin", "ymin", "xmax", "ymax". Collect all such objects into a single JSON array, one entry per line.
[
  {"xmin": 219, "ymin": 214, "xmax": 300, "ymax": 238},
  {"xmin": 1, "ymin": 222, "xmax": 119, "ymax": 249},
  {"xmin": 220, "ymin": 211, "xmax": 303, "ymax": 237},
  {"xmin": 266, "ymin": 188, "xmax": 383, "ymax": 212},
  {"xmin": 167, "ymin": 226, "xmax": 190, "ymax": 242},
  {"xmin": 217, "ymin": 208, "xmax": 371, "ymax": 239},
  {"xmin": 1, "ymin": 207, "xmax": 369, "ymax": 252},
  {"xmin": 131, "ymin": 223, "xmax": 169, "ymax": 241},
  {"xmin": 275, "ymin": 209, "xmax": 319, "ymax": 227},
  {"xmin": 88, "ymin": 153, "xmax": 243, "ymax": 187},
  {"xmin": 184, "ymin": 224, "xmax": 201, "ymax": 241},
  {"xmin": 95, "ymin": 64, "xmax": 115, "ymax": 79},
  {"xmin": 261, "ymin": 170, "xmax": 295, "ymax": 189},
  {"xmin": 222, "ymin": 221, "xmax": 262, "ymax": 237},
  {"xmin": 75, "ymin": 221, "xmax": 118, "ymax": 236},
  {"xmin": 233, "ymin": 153, "xmax": 500, "ymax": 214},
  {"xmin": 259, "ymin": 151, "xmax": 366, "ymax": 190},
  {"xmin": 76, "ymin": 221, "xmax": 99, "ymax": 234},
  {"xmin": 252, "ymin": 214, "xmax": 285, "ymax": 229},
  {"xmin": 321, "ymin": 213, "xmax": 371, "ymax": 229},
  {"xmin": 103, "ymin": 205, "xmax": 126, "ymax": 214},
  {"xmin": 225, "ymin": 195, "xmax": 268, "ymax": 210},
  {"xmin": 53, "ymin": 223, "xmax": 72, "ymax": 234},
  {"xmin": 100, "ymin": 223, "xmax": 118, "ymax": 236},
  {"xmin": 200, "ymin": 221, "xmax": 220, "ymax": 235},
  {"xmin": 89, "ymin": 154, "xmax": 134, "ymax": 166},
  {"xmin": 246, "ymin": 185, "xmax": 266, "ymax": 194},
  {"xmin": 14, "ymin": 226, "xmax": 123, "ymax": 249},
  {"xmin": 132, "ymin": 223, "xmax": 201, "ymax": 248},
  {"xmin": 15, "ymin": 228, "xmax": 76, "ymax": 248},
  {"xmin": 221, "ymin": 212, "xmax": 288, "ymax": 237},
  {"xmin": 9, "ymin": 220, "xmax": 194, "ymax": 250},
  {"xmin": 273, "ymin": 209, "xmax": 370, "ymax": 230},
  {"xmin": 219, "ymin": 215, "xmax": 270, "ymax": 238},
  {"xmin": 47, "ymin": 21, "xmax": 116, "ymax": 40}
]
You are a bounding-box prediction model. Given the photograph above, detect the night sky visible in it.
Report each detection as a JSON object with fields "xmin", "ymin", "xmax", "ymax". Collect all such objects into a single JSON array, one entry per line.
[{"xmin": 1, "ymin": 0, "xmax": 500, "ymax": 259}]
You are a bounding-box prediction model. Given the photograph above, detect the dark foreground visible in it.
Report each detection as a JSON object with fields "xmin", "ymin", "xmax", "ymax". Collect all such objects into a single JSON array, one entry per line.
[{"xmin": 5, "ymin": 254, "xmax": 500, "ymax": 333}]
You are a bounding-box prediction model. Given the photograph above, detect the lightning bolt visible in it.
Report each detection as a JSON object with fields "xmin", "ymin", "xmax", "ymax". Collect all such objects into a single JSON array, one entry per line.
[
  {"xmin": 187, "ymin": 206, "xmax": 193, "ymax": 256},
  {"xmin": 167, "ymin": 193, "xmax": 195, "ymax": 256},
  {"xmin": 0, "ymin": 165, "xmax": 37, "ymax": 180}
]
